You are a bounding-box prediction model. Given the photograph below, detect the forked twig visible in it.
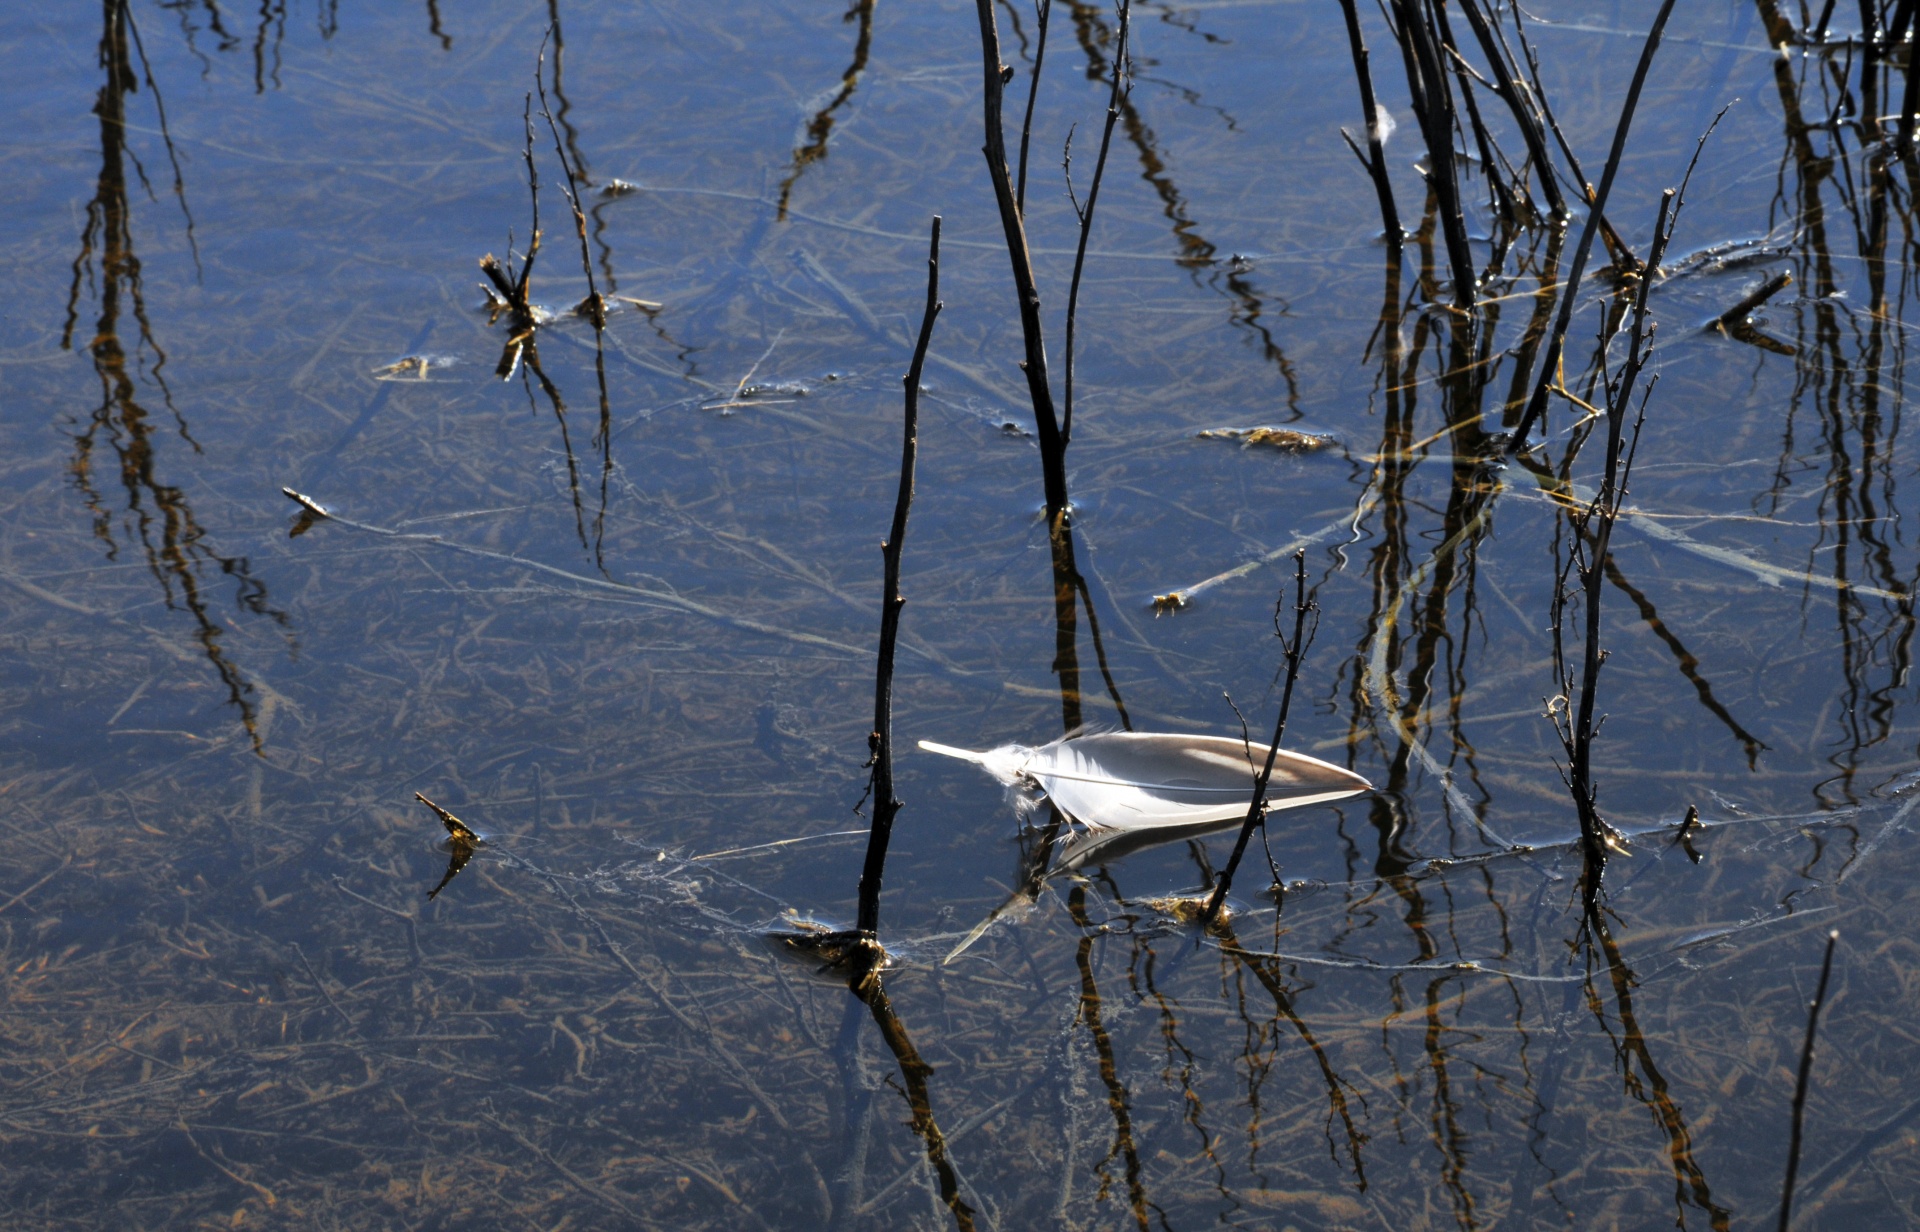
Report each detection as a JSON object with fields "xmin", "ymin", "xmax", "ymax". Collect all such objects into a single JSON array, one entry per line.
[
  {"xmin": 1202, "ymin": 550, "xmax": 1316, "ymax": 924},
  {"xmin": 1510, "ymin": 0, "xmax": 1681, "ymax": 450}
]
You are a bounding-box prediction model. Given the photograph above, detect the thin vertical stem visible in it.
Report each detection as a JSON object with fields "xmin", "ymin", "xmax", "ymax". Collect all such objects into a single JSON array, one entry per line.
[
  {"xmin": 1336, "ymin": 0, "xmax": 1404, "ymax": 251},
  {"xmin": 1510, "ymin": 0, "xmax": 1680, "ymax": 451},
  {"xmin": 1202, "ymin": 551, "xmax": 1314, "ymax": 924},
  {"xmin": 1016, "ymin": 0, "xmax": 1053, "ymax": 215},
  {"xmin": 855, "ymin": 216, "xmax": 943, "ymax": 937},
  {"xmin": 974, "ymin": 0, "xmax": 1069, "ymax": 512},
  {"xmin": 1063, "ymin": 0, "xmax": 1128, "ymax": 447},
  {"xmin": 1777, "ymin": 930, "xmax": 1840, "ymax": 1232}
]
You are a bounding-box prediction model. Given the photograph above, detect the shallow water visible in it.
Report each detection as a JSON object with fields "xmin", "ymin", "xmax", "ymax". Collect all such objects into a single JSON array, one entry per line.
[{"xmin": 5, "ymin": 0, "xmax": 1920, "ymax": 1227}]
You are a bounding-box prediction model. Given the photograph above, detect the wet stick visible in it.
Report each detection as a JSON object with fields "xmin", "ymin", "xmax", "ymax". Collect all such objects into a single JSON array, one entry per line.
[
  {"xmin": 1777, "ymin": 930, "xmax": 1840, "ymax": 1232},
  {"xmin": 1062, "ymin": 0, "xmax": 1128, "ymax": 447},
  {"xmin": 1015, "ymin": 0, "xmax": 1052, "ymax": 216},
  {"xmin": 973, "ymin": 0, "xmax": 1068, "ymax": 512},
  {"xmin": 1454, "ymin": 0, "xmax": 1565, "ymax": 217},
  {"xmin": 1387, "ymin": 0, "xmax": 1478, "ymax": 306},
  {"xmin": 1509, "ymin": 0, "xmax": 1679, "ymax": 451},
  {"xmin": 1430, "ymin": 0, "xmax": 1517, "ymax": 227},
  {"xmin": 1335, "ymin": 0, "xmax": 1403, "ymax": 253},
  {"xmin": 1713, "ymin": 270, "xmax": 1794, "ymax": 332},
  {"xmin": 1202, "ymin": 551, "xmax": 1316, "ymax": 925},
  {"xmin": 854, "ymin": 216, "xmax": 943, "ymax": 939},
  {"xmin": 1552, "ymin": 188, "xmax": 1677, "ymax": 898}
]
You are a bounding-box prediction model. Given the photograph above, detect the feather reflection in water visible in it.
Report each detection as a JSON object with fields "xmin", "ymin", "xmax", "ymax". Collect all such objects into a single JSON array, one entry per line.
[{"xmin": 918, "ymin": 731, "xmax": 1370, "ymax": 831}]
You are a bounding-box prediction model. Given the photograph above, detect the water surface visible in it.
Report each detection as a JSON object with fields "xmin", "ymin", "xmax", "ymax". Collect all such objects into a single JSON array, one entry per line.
[{"xmin": 3, "ymin": 0, "xmax": 1918, "ymax": 1227}]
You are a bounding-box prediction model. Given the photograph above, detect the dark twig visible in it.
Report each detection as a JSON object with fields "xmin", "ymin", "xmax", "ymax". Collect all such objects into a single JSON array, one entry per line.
[
  {"xmin": 534, "ymin": 35, "xmax": 616, "ymax": 568},
  {"xmin": 1062, "ymin": 0, "xmax": 1129, "ymax": 447},
  {"xmin": 1202, "ymin": 551, "xmax": 1316, "ymax": 924},
  {"xmin": 854, "ymin": 216, "xmax": 943, "ymax": 940},
  {"xmin": 973, "ymin": 0, "xmax": 1069, "ymax": 512},
  {"xmin": 1778, "ymin": 929, "xmax": 1840, "ymax": 1232},
  {"xmin": 481, "ymin": 97, "xmax": 545, "ymax": 379},
  {"xmin": 1336, "ymin": 0, "xmax": 1402, "ymax": 252},
  {"xmin": 1454, "ymin": 0, "xmax": 1565, "ymax": 217},
  {"xmin": 1712, "ymin": 270, "xmax": 1794, "ymax": 332},
  {"xmin": 1387, "ymin": 0, "xmax": 1479, "ymax": 306},
  {"xmin": 1015, "ymin": 0, "xmax": 1053, "ymax": 215},
  {"xmin": 1500, "ymin": 4, "xmax": 1635, "ymax": 269},
  {"xmin": 1550, "ymin": 186, "xmax": 1679, "ymax": 900},
  {"xmin": 1432, "ymin": 0, "xmax": 1518, "ymax": 227},
  {"xmin": 1509, "ymin": 0, "xmax": 1680, "ymax": 451},
  {"xmin": 535, "ymin": 31, "xmax": 605, "ymax": 329}
]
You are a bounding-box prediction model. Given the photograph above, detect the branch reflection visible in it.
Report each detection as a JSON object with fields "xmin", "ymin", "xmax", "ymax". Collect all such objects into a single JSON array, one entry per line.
[
  {"xmin": 1063, "ymin": 2, "xmax": 1302, "ymax": 411},
  {"xmin": 63, "ymin": 0, "xmax": 287, "ymax": 753},
  {"xmin": 777, "ymin": 0, "xmax": 877, "ymax": 221},
  {"xmin": 1751, "ymin": 0, "xmax": 1919, "ymax": 803},
  {"xmin": 1578, "ymin": 904, "xmax": 1731, "ymax": 1229},
  {"xmin": 829, "ymin": 970, "xmax": 979, "ymax": 1230}
]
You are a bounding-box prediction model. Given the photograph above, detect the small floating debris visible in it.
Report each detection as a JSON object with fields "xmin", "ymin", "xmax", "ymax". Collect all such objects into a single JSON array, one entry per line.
[
  {"xmin": 1137, "ymin": 893, "xmax": 1229, "ymax": 927},
  {"xmin": 1196, "ymin": 426, "xmax": 1337, "ymax": 453},
  {"xmin": 766, "ymin": 915, "xmax": 888, "ymax": 980},
  {"xmin": 415, "ymin": 792, "xmax": 486, "ymax": 901},
  {"xmin": 371, "ymin": 354, "xmax": 457, "ymax": 381},
  {"xmin": 1151, "ymin": 591, "xmax": 1188, "ymax": 614},
  {"xmin": 283, "ymin": 487, "xmax": 329, "ymax": 538},
  {"xmin": 1677, "ymin": 804, "xmax": 1705, "ymax": 864},
  {"xmin": 740, "ymin": 380, "xmax": 810, "ymax": 398},
  {"xmin": 599, "ymin": 178, "xmax": 642, "ymax": 197},
  {"xmin": 703, "ymin": 378, "xmax": 814, "ymax": 414}
]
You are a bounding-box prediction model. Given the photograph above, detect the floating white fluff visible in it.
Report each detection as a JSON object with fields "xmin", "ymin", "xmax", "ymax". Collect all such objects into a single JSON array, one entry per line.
[{"xmin": 918, "ymin": 731, "xmax": 1370, "ymax": 830}]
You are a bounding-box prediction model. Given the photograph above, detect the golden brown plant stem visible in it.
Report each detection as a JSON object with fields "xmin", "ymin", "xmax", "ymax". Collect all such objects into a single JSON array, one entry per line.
[{"xmin": 856, "ymin": 976, "xmax": 979, "ymax": 1231}]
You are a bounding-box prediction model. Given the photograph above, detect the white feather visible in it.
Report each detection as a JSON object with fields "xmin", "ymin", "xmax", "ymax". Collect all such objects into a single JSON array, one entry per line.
[{"xmin": 917, "ymin": 731, "xmax": 1370, "ymax": 830}]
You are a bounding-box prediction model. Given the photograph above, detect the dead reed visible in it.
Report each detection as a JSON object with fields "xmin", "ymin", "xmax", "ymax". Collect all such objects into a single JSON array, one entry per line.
[
  {"xmin": 1777, "ymin": 929, "xmax": 1841, "ymax": 1232},
  {"xmin": 854, "ymin": 215, "xmax": 943, "ymax": 942},
  {"xmin": 970, "ymin": 0, "xmax": 1131, "ymax": 516},
  {"xmin": 1201, "ymin": 550, "xmax": 1316, "ymax": 924}
]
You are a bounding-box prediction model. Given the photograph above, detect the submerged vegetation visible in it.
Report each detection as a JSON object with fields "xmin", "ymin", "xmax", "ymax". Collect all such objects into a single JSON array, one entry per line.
[{"xmin": 7, "ymin": 0, "xmax": 1920, "ymax": 1227}]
